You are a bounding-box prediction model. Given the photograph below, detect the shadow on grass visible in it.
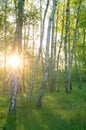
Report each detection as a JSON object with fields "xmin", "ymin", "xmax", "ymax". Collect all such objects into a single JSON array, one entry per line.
[
  {"xmin": 16, "ymin": 104, "xmax": 74, "ymax": 130},
  {"xmin": 14, "ymin": 89, "xmax": 86, "ymax": 130},
  {"xmin": 2, "ymin": 84, "xmax": 86, "ymax": 130},
  {"xmin": 38, "ymin": 107, "xmax": 72, "ymax": 130},
  {"xmin": 3, "ymin": 111, "xmax": 16, "ymax": 130},
  {"xmin": 2, "ymin": 104, "xmax": 86, "ymax": 130},
  {"xmin": 14, "ymin": 93, "xmax": 73, "ymax": 130},
  {"xmin": 0, "ymin": 91, "xmax": 16, "ymax": 130},
  {"xmin": 15, "ymin": 93, "xmax": 31, "ymax": 130}
]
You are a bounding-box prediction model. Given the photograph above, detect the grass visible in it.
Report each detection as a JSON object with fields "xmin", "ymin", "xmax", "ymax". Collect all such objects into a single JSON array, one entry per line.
[{"xmin": 0, "ymin": 82, "xmax": 86, "ymax": 130}]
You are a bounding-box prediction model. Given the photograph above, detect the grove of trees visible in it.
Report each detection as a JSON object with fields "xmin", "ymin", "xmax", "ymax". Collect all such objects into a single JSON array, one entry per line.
[{"xmin": 0, "ymin": 0, "xmax": 86, "ymax": 111}]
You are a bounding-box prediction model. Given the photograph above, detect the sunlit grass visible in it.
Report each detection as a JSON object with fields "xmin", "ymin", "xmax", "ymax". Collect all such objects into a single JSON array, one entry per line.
[
  {"xmin": 0, "ymin": 82, "xmax": 86, "ymax": 130},
  {"xmin": 0, "ymin": 92, "xmax": 10, "ymax": 130}
]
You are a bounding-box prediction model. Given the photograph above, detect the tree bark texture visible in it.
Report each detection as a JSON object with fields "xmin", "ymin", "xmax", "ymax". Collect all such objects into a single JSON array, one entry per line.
[
  {"xmin": 14, "ymin": 0, "xmax": 25, "ymax": 52},
  {"xmin": 28, "ymin": 0, "xmax": 49, "ymax": 101},
  {"xmin": 50, "ymin": 12, "xmax": 55, "ymax": 92},
  {"xmin": 9, "ymin": 0, "xmax": 25, "ymax": 112},
  {"xmin": 64, "ymin": 0, "xmax": 70, "ymax": 92},
  {"xmin": 9, "ymin": 72, "xmax": 19, "ymax": 112},
  {"xmin": 57, "ymin": 3, "xmax": 65, "ymax": 71},
  {"xmin": 37, "ymin": 0, "xmax": 58, "ymax": 108},
  {"xmin": 3, "ymin": 0, "xmax": 7, "ymax": 91},
  {"xmin": 69, "ymin": 0, "xmax": 82, "ymax": 86},
  {"xmin": 56, "ymin": 2, "xmax": 65, "ymax": 91}
]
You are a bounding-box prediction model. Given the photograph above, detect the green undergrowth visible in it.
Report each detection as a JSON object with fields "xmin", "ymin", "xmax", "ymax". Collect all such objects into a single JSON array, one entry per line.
[{"xmin": 0, "ymin": 82, "xmax": 86, "ymax": 130}]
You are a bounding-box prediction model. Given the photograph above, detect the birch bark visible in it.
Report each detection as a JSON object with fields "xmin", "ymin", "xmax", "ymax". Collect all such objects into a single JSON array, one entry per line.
[
  {"xmin": 57, "ymin": 2, "xmax": 65, "ymax": 71},
  {"xmin": 83, "ymin": 28, "xmax": 86, "ymax": 67},
  {"xmin": 69, "ymin": 0, "xmax": 82, "ymax": 88},
  {"xmin": 28, "ymin": 0, "xmax": 49, "ymax": 101},
  {"xmin": 70, "ymin": 0, "xmax": 82, "ymax": 69},
  {"xmin": 9, "ymin": 0, "xmax": 25, "ymax": 112},
  {"xmin": 37, "ymin": 0, "xmax": 58, "ymax": 107},
  {"xmin": 77, "ymin": 30, "xmax": 82, "ymax": 89},
  {"xmin": 3, "ymin": 0, "xmax": 7, "ymax": 91},
  {"xmin": 9, "ymin": 71, "xmax": 19, "ymax": 112},
  {"xmin": 50, "ymin": 11, "xmax": 55, "ymax": 92},
  {"xmin": 56, "ymin": 2, "xmax": 65, "ymax": 91},
  {"xmin": 14, "ymin": 0, "xmax": 25, "ymax": 52},
  {"xmin": 64, "ymin": 0, "xmax": 70, "ymax": 92}
]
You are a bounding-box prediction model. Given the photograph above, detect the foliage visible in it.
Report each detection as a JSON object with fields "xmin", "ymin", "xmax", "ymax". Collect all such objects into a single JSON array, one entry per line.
[
  {"xmin": 0, "ymin": 0, "xmax": 86, "ymax": 129},
  {"xmin": 0, "ymin": 82, "xmax": 86, "ymax": 130}
]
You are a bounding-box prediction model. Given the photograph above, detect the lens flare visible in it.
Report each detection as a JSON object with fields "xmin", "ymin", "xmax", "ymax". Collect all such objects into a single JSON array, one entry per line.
[{"xmin": 10, "ymin": 55, "xmax": 20, "ymax": 68}]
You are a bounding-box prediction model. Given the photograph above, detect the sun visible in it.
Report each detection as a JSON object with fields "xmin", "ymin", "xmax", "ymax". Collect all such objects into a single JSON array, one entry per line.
[{"xmin": 9, "ymin": 55, "xmax": 21, "ymax": 68}]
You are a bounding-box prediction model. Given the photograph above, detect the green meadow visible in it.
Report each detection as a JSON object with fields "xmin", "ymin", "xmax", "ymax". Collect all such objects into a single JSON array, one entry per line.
[{"xmin": 0, "ymin": 82, "xmax": 86, "ymax": 130}]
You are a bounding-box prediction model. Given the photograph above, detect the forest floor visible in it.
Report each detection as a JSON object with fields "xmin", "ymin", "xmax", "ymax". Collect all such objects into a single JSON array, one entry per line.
[{"xmin": 0, "ymin": 82, "xmax": 86, "ymax": 130}]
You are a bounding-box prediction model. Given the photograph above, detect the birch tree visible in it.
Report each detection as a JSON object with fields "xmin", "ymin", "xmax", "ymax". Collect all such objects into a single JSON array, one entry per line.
[
  {"xmin": 49, "ymin": 8, "xmax": 55, "ymax": 92},
  {"xmin": 37, "ymin": 0, "xmax": 58, "ymax": 107},
  {"xmin": 64, "ymin": 0, "xmax": 70, "ymax": 92},
  {"xmin": 56, "ymin": 1, "xmax": 65, "ymax": 91},
  {"xmin": 69, "ymin": 0, "xmax": 82, "ymax": 89},
  {"xmin": 28, "ymin": 0, "xmax": 49, "ymax": 101},
  {"xmin": 9, "ymin": 0, "xmax": 25, "ymax": 112},
  {"xmin": 14, "ymin": 0, "xmax": 25, "ymax": 52},
  {"xmin": 9, "ymin": 70, "xmax": 19, "ymax": 112},
  {"xmin": 3, "ymin": 0, "xmax": 7, "ymax": 91},
  {"xmin": 77, "ymin": 30, "xmax": 82, "ymax": 89}
]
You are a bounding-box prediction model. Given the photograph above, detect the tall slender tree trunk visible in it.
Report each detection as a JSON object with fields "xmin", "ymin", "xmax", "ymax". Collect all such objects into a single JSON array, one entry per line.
[
  {"xmin": 14, "ymin": 0, "xmax": 25, "ymax": 52},
  {"xmin": 28, "ymin": 0, "xmax": 49, "ymax": 101},
  {"xmin": 69, "ymin": 0, "xmax": 82, "ymax": 88},
  {"xmin": 37, "ymin": 0, "xmax": 58, "ymax": 108},
  {"xmin": 3, "ymin": 0, "xmax": 7, "ymax": 91},
  {"xmin": 32, "ymin": 23, "xmax": 35, "ymax": 56},
  {"xmin": 66, "ymin": 0, "xmax": 72, "ymax": 91},
  {"xmin": 50, "ymin": 10, "xmax": 55, "ymax": 92},
  {"xmin": 64, "ymin": 0, "xmax": 70, "ymax": 92},
  {"xmin": 27, "ymin": 24, "xmax": 30, "ymax": 46},
  {"xmin": 77, "ymin": 30, "xmax": 82, "ymax": 89},
  {"xmin": 57, "ymin": 1, "xmax": 65, "ymax": 70},
  {"xmin": 54, "ymin": 9, "xmax": 59, "ymax": 71},
  {"xmin": 9, "ymin": 0, "xmax": 25, "ymax": 112},
  {"xmin": 56, "ymin": 1, "xmax": 65, "ymax": 91},
  {"xmin": 53, "ymin": 9, "xmax": 59, "ymax": 91},
  {"xmin": 83, "ymin": 28, "xmax": 86, "ymax": 67},
  {"xmin": 9, "ymin": 71, "xmax": 19, "ymax": 112},
  {"xmin": 75, "ymin": 50, "xmax": 78, "ymax": 81},
  {"xmin": 22, "ymin": 22, "xmax": 26, "ymax": 92}
]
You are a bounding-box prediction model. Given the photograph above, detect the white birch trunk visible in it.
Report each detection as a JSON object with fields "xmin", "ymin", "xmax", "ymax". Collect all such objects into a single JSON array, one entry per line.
[
  {"xmin": 9, "ymin": 72, "xmax": 19, "ymax": 112},
  {"xmin": 14, "ymin": 0, "xmax": 25, "ymax": 52},
  {"xmin": 64, "ymin": 0, "xmax": 70, "ymax": 92},
  {"xmin": 77, "ymin": 30, "xmax": 82, "ymax": 89},
  {"xmin": 66, "ymin": 0, "xmax": 82, "ymax": 92},
  {"xmin": 83, "ymin": 28, "xmax": 86, "ymax": 67},
  {"xmin": 37, "ymin": 0, "xmax": 58, "ymax": 107},
  {"xmin": 69, "ymin": 0, "xmax": 82, "ymax": 87},
  {"xmin": 56, "ymin": 3, "xmax": 65, "ymax": 91},
  {"xmin": 28, "ymin": 0, "xmax": 49, "ymax": 101},
  {"xmin": 9, "ymin": 0, "xmax": 25, "ymax": 112},
  {"xmin": 57, "ymin": 3, "xmax": 65, "ymax": 71},
  {"xmin": 3, "ymin": 0, "xmax": 7, "ymax": 91},
  {"xmin": 54, "ymin": 9, "xmax": 59, "ymax": 69},
  {"xmin": 50, "ymin": 13, "xmax": 55, "ymax": 92}
]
